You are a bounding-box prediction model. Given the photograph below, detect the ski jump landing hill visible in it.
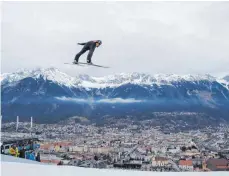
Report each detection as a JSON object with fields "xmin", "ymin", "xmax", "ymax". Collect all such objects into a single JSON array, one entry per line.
[{"xmin": 1, "ymin": 155, "xmax": 229, "ymax": 176}]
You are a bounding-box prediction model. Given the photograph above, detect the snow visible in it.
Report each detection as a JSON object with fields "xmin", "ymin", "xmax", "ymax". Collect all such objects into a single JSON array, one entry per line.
[
  {"xmin": 0, "ymin": 67, "xmax": 223, "ymax": 89},
  {"xmin": 1, "ymin": 157, "xmax": 229, "ymax": 176},
  {"xmin": 1, "ymin": 67, "xmax": 81, "ymax": 88},
  {"xmin": 218, "ymin": 76, "xmax": 229, "ymax": 90},
  {"xmin": 91, "ymin": 73, "xmax": 216, "ymax": 87},
  {"xmin": 1, "ymin": 154, "xmax": 45, "ymax": 165}
]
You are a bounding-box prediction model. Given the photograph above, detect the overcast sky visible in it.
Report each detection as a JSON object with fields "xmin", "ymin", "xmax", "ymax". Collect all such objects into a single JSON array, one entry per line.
[{"xmin": 2, "ymin": 1, "xmax": 229, "ymax": 77}]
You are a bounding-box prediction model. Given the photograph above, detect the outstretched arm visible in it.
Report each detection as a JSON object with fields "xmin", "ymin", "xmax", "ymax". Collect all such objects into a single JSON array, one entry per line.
[{"xmin": 78, "ymin": 42, "xmax": 86, "ymax": 45}]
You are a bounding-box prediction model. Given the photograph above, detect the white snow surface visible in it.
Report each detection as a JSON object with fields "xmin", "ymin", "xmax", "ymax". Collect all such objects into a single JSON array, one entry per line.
[
  {"xmin": 218, "ymin": 75, "xmax": 229, "ymax": 90},
  {"xmin": 0, "ymin": 67, "xmax": 223, "ymax": 89},
  {"xmin": 1, "ymin": 158, "xmax": 229, "ymax": 176},
  {"xmin": 1, "ymin": 67, "xmax": 81, "ymax": 88},
  {"xmin": 1, "ymin": 154, "xmax": 45, "ymax": 165}
]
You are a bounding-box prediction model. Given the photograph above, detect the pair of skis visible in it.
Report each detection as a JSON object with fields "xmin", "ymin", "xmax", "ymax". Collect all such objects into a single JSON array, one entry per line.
[{"xmin": 64, "ymin": 62, "xmax": 109, "ymax": 68}]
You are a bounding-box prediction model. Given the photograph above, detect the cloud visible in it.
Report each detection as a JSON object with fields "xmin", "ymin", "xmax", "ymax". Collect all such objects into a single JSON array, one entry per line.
[
  {"xmin": 97, "ymin": 98, "xmax": 143, "ymax": 104},
  {"xmin": 2, "ymin": 2, "xmax": 229, "ymax": 77},
  {"xmin": 55, "ymin": 97, "xmax": 89, "ymax": 103},
  {"xmin": 55, "ymin": 97, "xmax": 143, "ymax": 104}
]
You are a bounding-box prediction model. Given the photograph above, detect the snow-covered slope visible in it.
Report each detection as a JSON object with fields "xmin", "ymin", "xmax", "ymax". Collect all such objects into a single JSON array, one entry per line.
[
  {"xmin": 0, "ymin": 68, "xmax": 218, "ymax": 89},
  {"xmin": 1, "ymin": 68, "xmax": 81, "ymax": 88},
  {"xmin": 1, "ymin": 154, "xmax": 46, "ymax": 165},
  {"xmin": 88, "ymin": 73, "xmax": 216, "ymax": 88},
  {"xmin": 218, "ymin": 75, "xmax": 229, "ymax": 90},
  {"xmin": 1, "ymin": 158, "xmax": 229, "ymax": 176}
]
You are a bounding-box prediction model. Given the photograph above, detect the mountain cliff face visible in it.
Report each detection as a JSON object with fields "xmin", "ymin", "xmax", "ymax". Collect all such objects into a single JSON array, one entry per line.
[
  {"xmin": 221, "ymin": 75, "xmax": 229, "ymax": 90},
  {"xmin": 1, "ymin": 68, "xmax": 229, "ymax": 123}
]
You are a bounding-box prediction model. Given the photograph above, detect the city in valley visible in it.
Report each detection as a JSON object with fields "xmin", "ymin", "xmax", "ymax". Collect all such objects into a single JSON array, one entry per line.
[{"xmin": 1, "ymin": 116, "xmax": 229, "ymax": 172}]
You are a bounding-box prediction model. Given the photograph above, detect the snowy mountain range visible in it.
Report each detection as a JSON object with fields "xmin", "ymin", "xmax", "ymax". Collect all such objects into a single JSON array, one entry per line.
[
  {"xmin": 1, "ymin": 68, "xmax": 229, "ymax": 123},
  {"xmin": 1, "ymin": 67, "xmax": 223, "ymax": 88}
]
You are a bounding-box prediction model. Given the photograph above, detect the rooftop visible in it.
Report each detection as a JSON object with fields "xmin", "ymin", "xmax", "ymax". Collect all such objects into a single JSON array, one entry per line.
[
  {"xmin": 179, "ymin": 160, "xmax": 193, "ymax": 166},
  {"xmin": 207, "ymin": 158, "xmax": 229, "ymax": 166}
]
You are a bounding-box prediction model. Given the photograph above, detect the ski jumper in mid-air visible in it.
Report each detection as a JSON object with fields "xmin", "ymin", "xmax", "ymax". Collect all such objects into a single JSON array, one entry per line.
[{"xmin": 74, "ymin": 40, "xmax": 102, "ymax": 64}]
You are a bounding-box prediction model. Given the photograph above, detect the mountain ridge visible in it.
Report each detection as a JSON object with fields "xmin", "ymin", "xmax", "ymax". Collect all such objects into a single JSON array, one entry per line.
[
  {"xmin": 1, "ymin": 67, "xmax": 229, "ymax": 124},
  {"xmin": 1, "ymin": 67, "xmax": 223, "ymax": 88}
]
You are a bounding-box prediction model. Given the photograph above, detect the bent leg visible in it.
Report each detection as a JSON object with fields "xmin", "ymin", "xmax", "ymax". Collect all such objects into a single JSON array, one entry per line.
[
  {"xmin": 87, "ymin": 48, "xmax": 95, "ymax": 63},
  {"xmin": 75, "ymin": 48, "xmax": 87, "ymax": 62}
]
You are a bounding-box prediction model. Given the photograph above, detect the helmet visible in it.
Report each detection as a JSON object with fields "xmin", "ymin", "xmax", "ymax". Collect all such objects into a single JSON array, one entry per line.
[{"xmin": 97, "ymin": 40, "xmax": 102, "ymax": 45}]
